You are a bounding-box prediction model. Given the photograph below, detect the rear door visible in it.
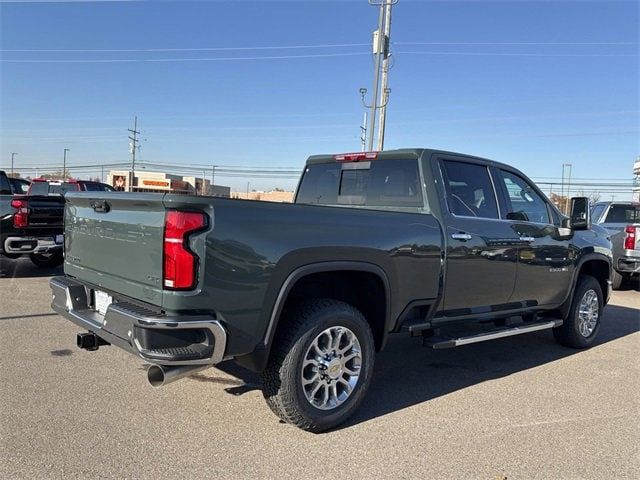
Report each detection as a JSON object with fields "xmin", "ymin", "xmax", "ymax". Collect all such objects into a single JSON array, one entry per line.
[
  {"xmin": 437, "ymin": 158, "xmax": 520, "ymax": 314},
  {"xmin": 493, "ymin": 167, "xmax": 573, "ymax": 306},
  {"xmin": 64, "ymin": 192, "xmax": 167, "ymax": 306}
]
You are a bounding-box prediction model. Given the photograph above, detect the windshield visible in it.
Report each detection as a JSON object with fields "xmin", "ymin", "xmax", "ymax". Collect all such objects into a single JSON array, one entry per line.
[{"xmin": 296, "ymin": 159, "xmax": 424, "ymax": 212}]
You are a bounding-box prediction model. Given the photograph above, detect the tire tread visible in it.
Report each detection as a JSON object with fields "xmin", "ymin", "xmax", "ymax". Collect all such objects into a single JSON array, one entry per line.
[{"xmin": 262, "ymin": 298, "xmax": 372, "ymax": 432}]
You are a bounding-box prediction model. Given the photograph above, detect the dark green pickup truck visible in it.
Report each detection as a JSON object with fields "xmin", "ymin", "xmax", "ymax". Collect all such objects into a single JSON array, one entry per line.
[{"xmin": 50, "ymin": 149, "xmax": 612, "ymax": 432}]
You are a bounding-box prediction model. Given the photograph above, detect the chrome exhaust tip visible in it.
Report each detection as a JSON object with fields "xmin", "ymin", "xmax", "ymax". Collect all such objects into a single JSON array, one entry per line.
[{"xmin": 147, "ymin": 364, "xmax": 210, "ymax": 387}]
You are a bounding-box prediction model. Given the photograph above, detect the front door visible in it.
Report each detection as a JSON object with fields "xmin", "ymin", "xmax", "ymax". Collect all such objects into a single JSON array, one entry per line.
[
  {"xmin": 493, "ymin": 167, "xmax": 574, "ymax": 306},
  {"xmin": 438, "ymin": 159, "xmax": 520, "ymax": 314}
]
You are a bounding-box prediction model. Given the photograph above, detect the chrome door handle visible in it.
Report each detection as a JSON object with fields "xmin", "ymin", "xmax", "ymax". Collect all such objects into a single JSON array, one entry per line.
[
  {"xmin": 519, "ymin": 236, "xmax": 535, "ymax": 242},
  {"xmin": 451, "ymin": 233, "xmax": 472, "ymax": 241}
]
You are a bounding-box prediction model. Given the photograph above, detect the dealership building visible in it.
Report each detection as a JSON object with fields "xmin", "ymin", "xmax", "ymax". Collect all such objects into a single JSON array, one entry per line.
[{"xmin": 107, "ymin": 170, "xmax": 230, "ymax": 197}]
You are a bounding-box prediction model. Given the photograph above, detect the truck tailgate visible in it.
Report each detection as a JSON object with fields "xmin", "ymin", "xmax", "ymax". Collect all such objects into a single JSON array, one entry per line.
[
  {"xmin": 24, "ymin": 195, "xmax": 64, "ymax": 227},
  {"xmin": 63, "ymin": 192, "xmax": 166, "ymax": 306}
]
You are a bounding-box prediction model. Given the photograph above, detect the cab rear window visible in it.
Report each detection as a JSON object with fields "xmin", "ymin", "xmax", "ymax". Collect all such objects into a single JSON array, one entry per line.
[
  {"xmin": 605, "ymin": 205, "xmax": 640, "ymax": 223},
  {"xmin": 296, "ymin": 159, "xmax": 424, "ymax": 211},
  {"xmin": 29, "ymin": 182, "xmax": 77, "ymax": 195}
]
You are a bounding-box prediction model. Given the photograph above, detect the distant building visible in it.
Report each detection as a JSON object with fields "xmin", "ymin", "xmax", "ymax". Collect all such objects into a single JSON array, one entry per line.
[
  {"xmin": 108, "ymin": 170, "xmax": 229, "ymax": 197},
  {"xmin": 231, "ymin": 190, "xmax": 294, "ymax": 203},
  {"xmin": 633, "ymin": 157, "xmax": 640, "ymax": 202}
]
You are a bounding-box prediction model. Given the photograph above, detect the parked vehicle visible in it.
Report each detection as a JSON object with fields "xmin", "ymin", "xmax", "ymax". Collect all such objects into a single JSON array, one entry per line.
[
  {"xmin": 49, "ymin": 149, "xmax": 612, "ymax": 432},
  {"xmin": 27, "ymin": 178, "xmax": 115, "ymax": 195},
  {"xmin": 1, "ymin": 170, "xmax": 65, "ymax": 267},
  {"xmin": 592, "ymin": 201, "xmax": 640, "ymax": 289},
  {"xmin": 9, "ymin": 177, "xmax": 31, "ymax": 194}
]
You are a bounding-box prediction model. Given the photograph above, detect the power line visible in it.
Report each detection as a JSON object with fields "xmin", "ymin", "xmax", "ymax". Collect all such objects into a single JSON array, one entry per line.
[
  {"xmin": 395, "ymin": 41, "xmax": 639, "ymax": 46},
  {"xmin": 8, "ymin": 49, "xmax": 630, "ymax": 65},
  {"xmin": 2, "ymin": 52, "xmax": 370, "ymax": 63},
  {"xmin": 4, "ymin": 41, "xmax": 635, "ymax": 53},
  {"xmin": 398, "ymin": 51, "xmax": 636, "ymax": 57},
  {"xmin": 0, "ymin": 43, "xmax": 370, "ymax": 53}
]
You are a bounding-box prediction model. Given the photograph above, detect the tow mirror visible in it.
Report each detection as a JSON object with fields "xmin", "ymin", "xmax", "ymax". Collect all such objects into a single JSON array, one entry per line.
[{"xmin": 569, "ymin": 197, "xmax": 590, "ymax": 230}]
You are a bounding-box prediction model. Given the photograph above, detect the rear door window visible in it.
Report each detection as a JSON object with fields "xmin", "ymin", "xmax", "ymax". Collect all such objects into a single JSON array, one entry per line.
[
  {"xmin": 440, "ymin": 160, "xmax": 499, "ymax": 219},
  {"xmin": 296, "ymin": 158, "xmax": 424, "ymax": 210}
]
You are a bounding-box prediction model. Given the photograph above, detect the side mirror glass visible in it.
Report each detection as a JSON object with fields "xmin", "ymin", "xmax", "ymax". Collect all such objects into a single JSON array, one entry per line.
[{"xmin": 569, "ymin": 197, "xmax": 590, "ymax": 230}]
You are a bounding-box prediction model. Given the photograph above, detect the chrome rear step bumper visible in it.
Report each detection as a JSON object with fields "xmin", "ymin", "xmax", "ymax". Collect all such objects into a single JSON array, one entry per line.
[{"xmin": 50, "ymin": 276, "xmax": 227, "ymax": 366}]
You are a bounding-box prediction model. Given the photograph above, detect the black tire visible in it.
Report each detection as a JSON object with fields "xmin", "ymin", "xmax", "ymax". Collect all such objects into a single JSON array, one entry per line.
[
  {"xmin": 29, "ymin": 251, "xmax": 64, "ymax": 268},
  {"xmin": 262, "ymin": 299, "xmax": 375, "ymax": 433},
  {"xmin": 611, "ymin": 270, "xmax": 623, "ymax": 290},
  {"xmin": 553, "ymin": 275, "xmax": 603, "ymax": 349}
]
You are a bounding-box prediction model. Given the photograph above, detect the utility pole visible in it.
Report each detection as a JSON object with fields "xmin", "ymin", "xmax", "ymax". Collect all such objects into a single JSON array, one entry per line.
[
  {"xmin": 10, "ymin": 153, "xmax": 17, "ymax": 177},
  {"xmin": 360, "ymin": 0, "xmax": 396, "ymax": 151},
  {"xmin": 376, "ymin": 0, "xmax": 394, "ymax": 151},
  {"xmin": 63, "ymin": 149, "xmax": 70, "ymax": 179},
  {"xmin": 360, "ymin": 112, "xmax": 367, "ymax": 151},
  {"xmin": 562, "ymin": 163, "xmax": 572, "ymax": 214},
  {"xmin": 128, "ymin": 116, "xmax": 140, "ymax": 192}
]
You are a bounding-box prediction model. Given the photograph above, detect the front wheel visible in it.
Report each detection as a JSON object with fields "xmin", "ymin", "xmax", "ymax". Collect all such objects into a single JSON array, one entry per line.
[
  {"xmin": 262, "ymin": 299, "xmax": 375, "ymax": 433},
  {"xmin": 30, "ymin": 251, "xmax": 64, "ymax": 268},
  {"xmin": 553, "ymin": 275, "xmax": 603, "ymax": 349}
]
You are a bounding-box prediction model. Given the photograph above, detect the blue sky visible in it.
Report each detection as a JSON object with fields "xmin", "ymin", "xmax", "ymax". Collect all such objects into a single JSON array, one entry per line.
[{"xmin": 1, "ymin": 0, "xmax": 638, "ymax": 194}]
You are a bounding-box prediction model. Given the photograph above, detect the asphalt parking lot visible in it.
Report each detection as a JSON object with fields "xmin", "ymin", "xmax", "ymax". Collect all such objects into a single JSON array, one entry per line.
[{"xmin": 1, "ymin": 258, "xmax": 638, "ymax": 479}]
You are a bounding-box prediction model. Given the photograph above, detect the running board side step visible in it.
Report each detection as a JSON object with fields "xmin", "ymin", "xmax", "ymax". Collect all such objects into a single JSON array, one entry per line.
[{"xmin": 423, "ymin": 319, "xmax": 563, "ymax": 349}]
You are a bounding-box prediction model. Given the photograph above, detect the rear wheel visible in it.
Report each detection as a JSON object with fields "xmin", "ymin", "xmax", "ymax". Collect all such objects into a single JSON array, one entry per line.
[
  {"xmin": 30, "ymin": 251, "xmax": 64, "ymax": 268},
  {"xmin": 553, "ymin": 275, "xmax": 603, "ymax": 349},
  {"xmin": 262, "ymin": 299, "xmax": 375, "ymax": 433}
]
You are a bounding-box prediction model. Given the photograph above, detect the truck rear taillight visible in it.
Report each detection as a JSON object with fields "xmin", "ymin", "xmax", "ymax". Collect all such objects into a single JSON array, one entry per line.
[
  {"xmin": 163, "ymin": 210, "xmax": 207, "ymax": 290},
  {"xmin": 334, "ymin": 152, "xmax": 378, "ymax": 162},
  {"xmin": 624, "ymin": 226, "xmax": 637, "ymax": 250},
  {"xmin": 11, "ymin": 198, "xmax": 28, "ymax": 228}
]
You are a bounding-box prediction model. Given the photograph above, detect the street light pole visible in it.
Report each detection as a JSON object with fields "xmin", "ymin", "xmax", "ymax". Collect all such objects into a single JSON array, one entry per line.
[
  {"xmin": 63, "ymin": 149, "xmax": 70, "ymax": 179},
  {"xmin": 11, "ymin": 153, "xmax": 17, "ymax": 177}
]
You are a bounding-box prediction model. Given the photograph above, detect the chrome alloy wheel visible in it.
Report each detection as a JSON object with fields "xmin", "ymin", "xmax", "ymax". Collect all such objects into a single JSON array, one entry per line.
[
  {"xmin": 577, "ymin": 289, "xmax": 599, "ymax": 337},
  {"xmin": 301, "ymin": 326, "xmax": 362, "ymax": 411}
]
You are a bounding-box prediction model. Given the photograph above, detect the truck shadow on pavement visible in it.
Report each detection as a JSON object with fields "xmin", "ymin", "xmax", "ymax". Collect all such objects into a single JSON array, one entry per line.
[
  {"xmin": 212, "ymin": 303, "xmax": 639, "ymax": 431},
  {"xmin": 0, "ymin": 258, "xmax": 63, "ymax": 279}
]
